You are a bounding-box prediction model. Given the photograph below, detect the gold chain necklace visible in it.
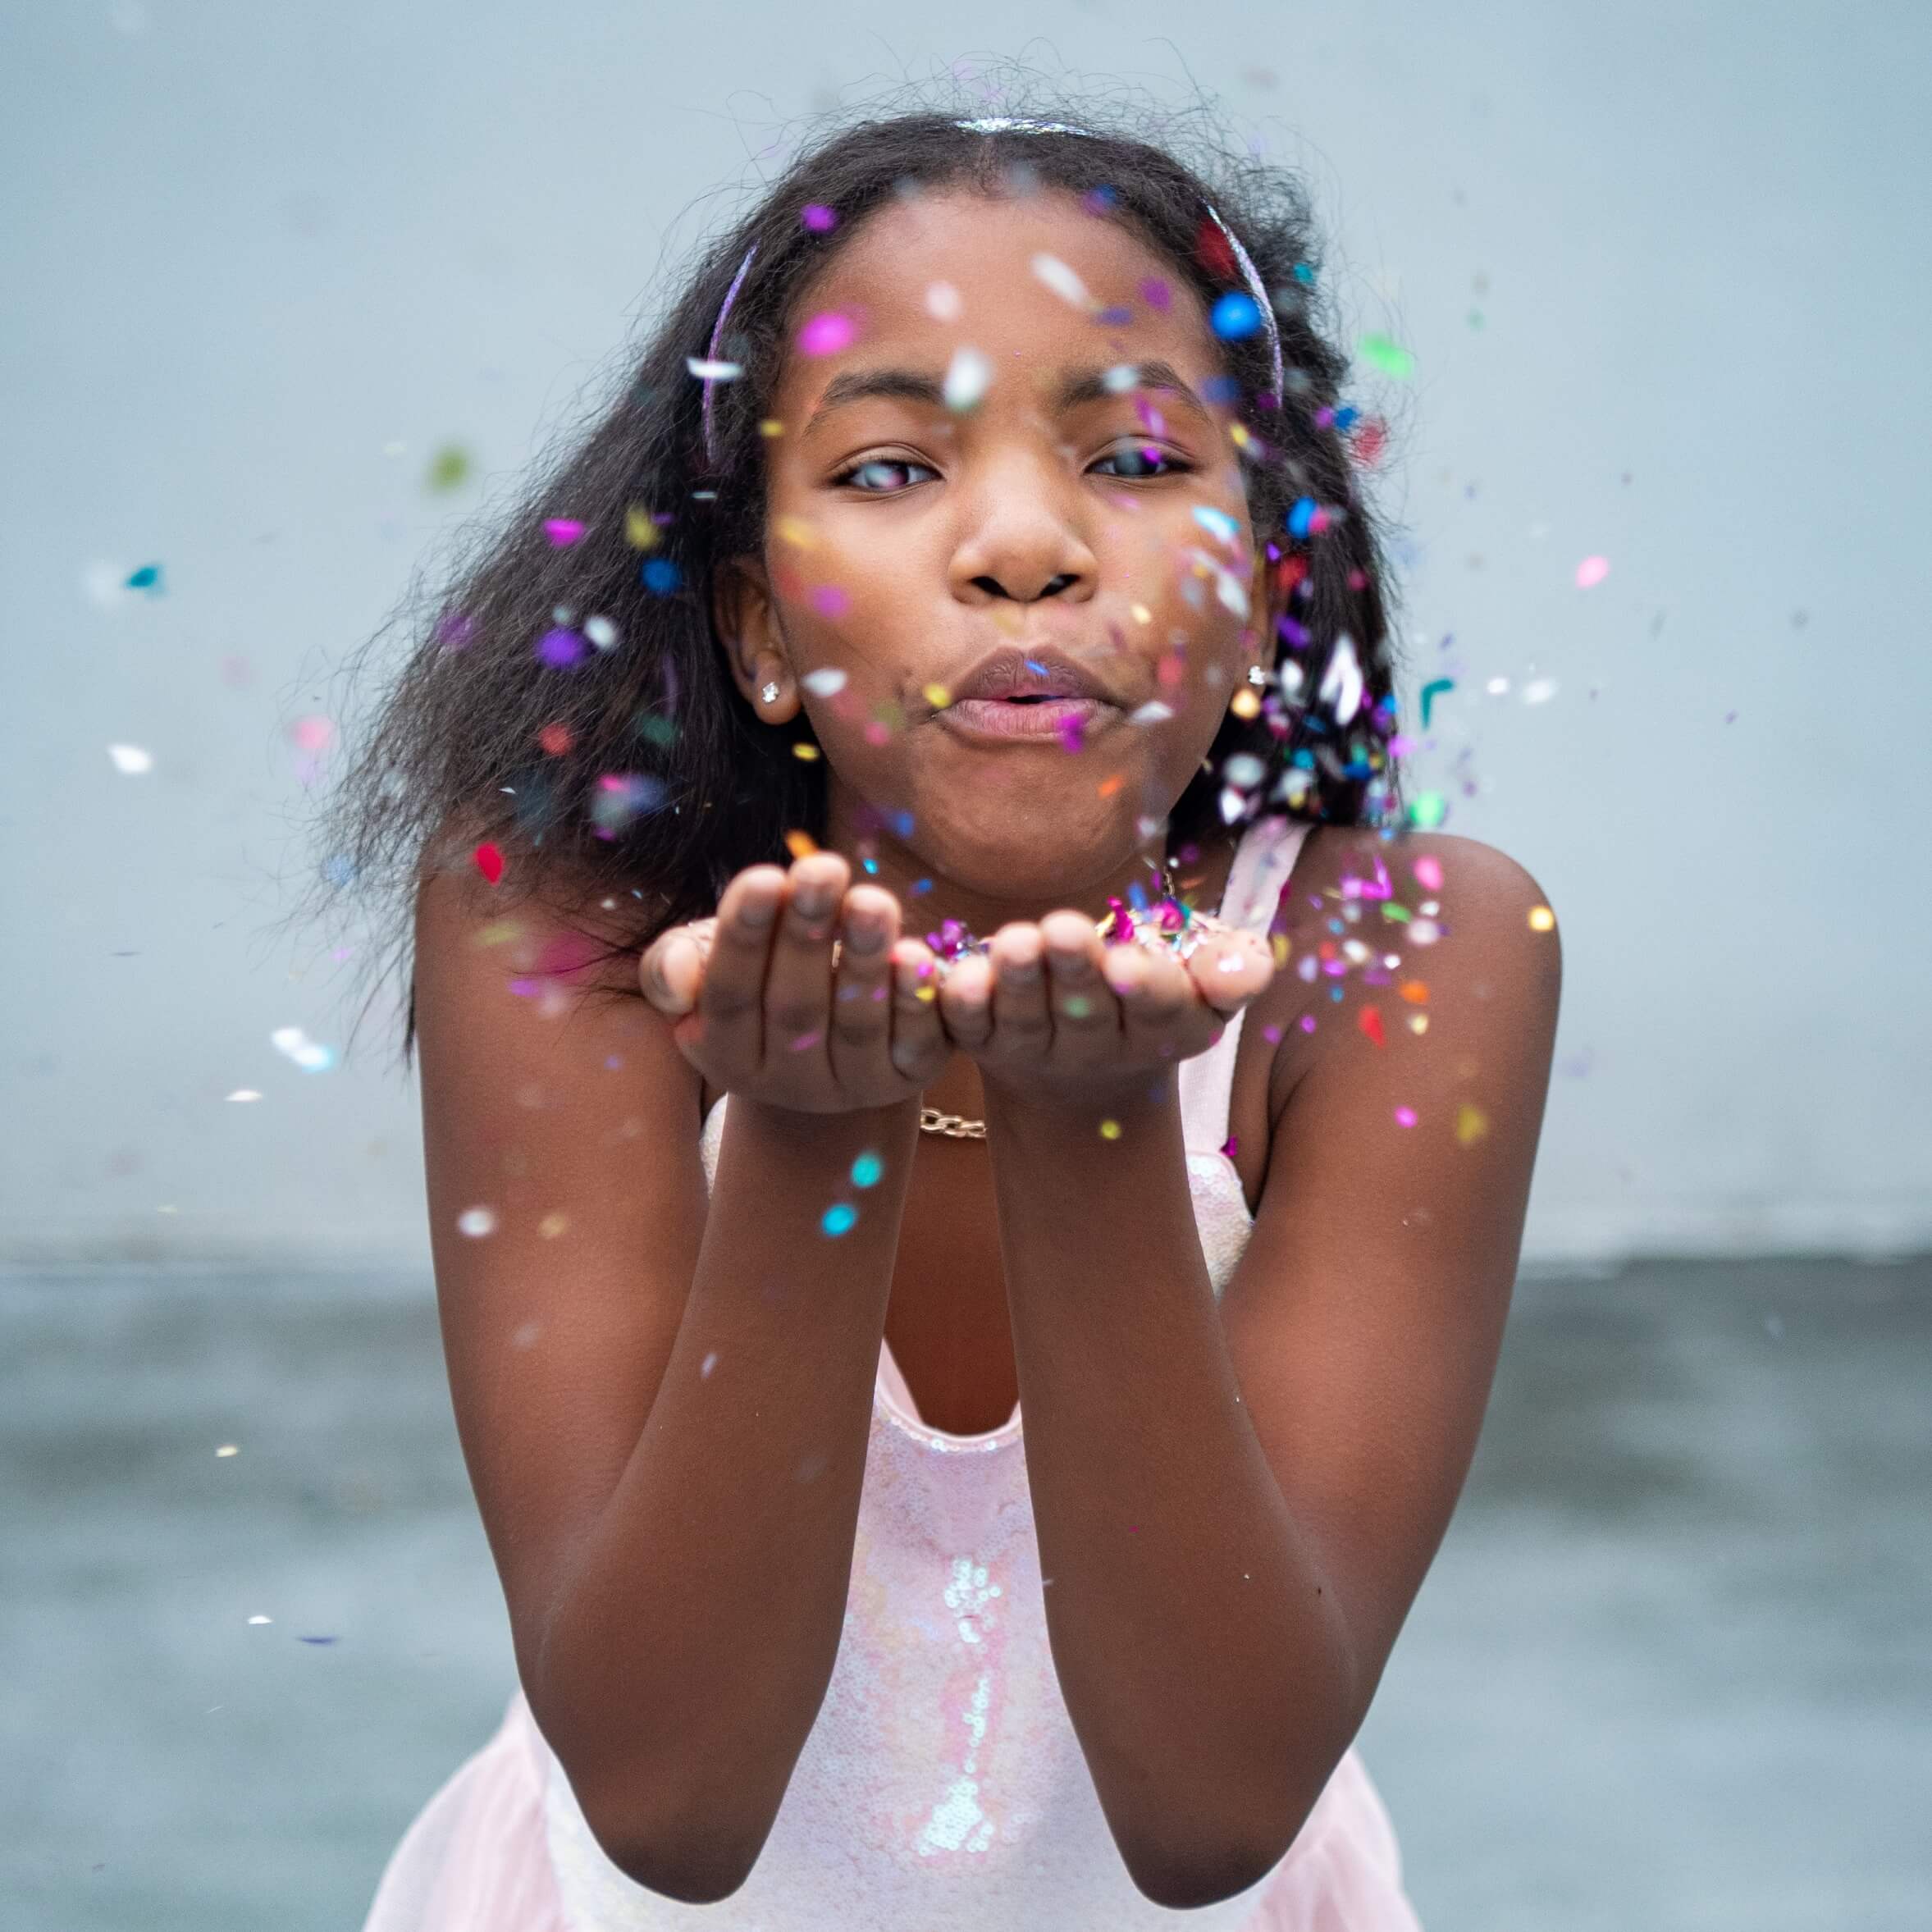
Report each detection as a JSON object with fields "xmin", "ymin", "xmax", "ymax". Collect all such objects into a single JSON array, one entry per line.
[{"xmin": 920, "ymin": 1105, "xmax": 987, "ymax": 1140}]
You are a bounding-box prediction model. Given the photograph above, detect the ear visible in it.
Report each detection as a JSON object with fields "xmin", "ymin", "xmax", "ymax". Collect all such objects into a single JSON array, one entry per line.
[
  {"xmin": 712, "ymin": 550, "xmax": 798, "ymax": 719},
  {"xmin": 1247, "ymin": 543, "xmax": 1280, "ymax": 671}
]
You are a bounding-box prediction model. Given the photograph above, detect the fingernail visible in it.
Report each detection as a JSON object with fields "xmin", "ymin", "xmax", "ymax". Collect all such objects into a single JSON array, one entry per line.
[{"xmin": 740, "ymin": 889, "xmax": 777, "ymax": 926}]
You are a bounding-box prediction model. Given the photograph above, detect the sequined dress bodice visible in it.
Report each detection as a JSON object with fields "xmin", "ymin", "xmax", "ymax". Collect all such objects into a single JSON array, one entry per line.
[{"xmin": 540, "ymin": 817, "xmax": 1321, "ymax": 1931}]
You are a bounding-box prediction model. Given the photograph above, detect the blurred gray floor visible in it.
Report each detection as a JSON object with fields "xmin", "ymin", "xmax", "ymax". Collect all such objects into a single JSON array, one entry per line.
[{"xmin": 2, "ymin": 1254, "xmax": 1926, "ymax": 1931}]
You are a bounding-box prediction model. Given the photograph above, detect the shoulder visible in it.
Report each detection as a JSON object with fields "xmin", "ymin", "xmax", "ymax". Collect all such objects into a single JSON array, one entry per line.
[{"xmin": 1255, "ymin": 823, "xmax": 1561, "ymax": 1117}]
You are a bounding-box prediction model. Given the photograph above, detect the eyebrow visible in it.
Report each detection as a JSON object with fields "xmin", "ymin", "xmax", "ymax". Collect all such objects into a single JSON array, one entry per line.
[{"xmin": 803, "ymin": 359, "xmax": 1209, "ymax": 433}]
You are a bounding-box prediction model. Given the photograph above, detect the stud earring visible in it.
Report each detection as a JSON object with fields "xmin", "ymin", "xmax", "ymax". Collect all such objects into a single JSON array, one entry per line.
[
  {"xmin": 1246, "ymin": 664, "xmax": 1268, "ymax": 687},
  {"xmin": 760, "ymin": 681, "xmax": 779, "ymax": 706}
]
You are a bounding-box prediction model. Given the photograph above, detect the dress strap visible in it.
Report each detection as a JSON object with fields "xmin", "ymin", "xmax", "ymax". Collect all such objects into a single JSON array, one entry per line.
[{"xmin": 1177, "ymin": 815, "xmax": 1313, "ymax": 1152}]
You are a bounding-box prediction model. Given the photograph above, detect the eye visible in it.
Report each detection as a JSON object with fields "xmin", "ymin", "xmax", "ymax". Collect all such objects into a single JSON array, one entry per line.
[
  {"xmin": 1091, "ymin": 441, "xmax": 1192, "ymax": 481},
  {"xmin": 834, "ymin": 457, "xmax": 938, "ymax": 494}
]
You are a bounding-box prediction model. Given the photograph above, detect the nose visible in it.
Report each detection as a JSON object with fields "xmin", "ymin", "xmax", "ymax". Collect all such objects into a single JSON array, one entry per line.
[{"xmin": 948, "ymin": 459, "xmax": 1098, "ymax": 606}]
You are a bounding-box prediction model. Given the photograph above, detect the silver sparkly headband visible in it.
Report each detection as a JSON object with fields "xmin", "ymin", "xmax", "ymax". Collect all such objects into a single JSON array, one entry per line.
[{"xmin": 697, "ymin": 116, "xmax": 1286, "ymax": 467}]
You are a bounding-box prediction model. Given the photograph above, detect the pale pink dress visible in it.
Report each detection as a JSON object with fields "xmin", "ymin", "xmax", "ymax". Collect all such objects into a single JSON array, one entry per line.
[{"xmin": 361, "ymin": 814, "xmax": 1424, "ymax": 1931}]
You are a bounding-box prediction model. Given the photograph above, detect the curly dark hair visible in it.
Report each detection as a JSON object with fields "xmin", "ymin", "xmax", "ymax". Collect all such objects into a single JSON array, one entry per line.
[{"xmin": 290, "ymin": 74, "xmax": 1409, "ymax": 1071}]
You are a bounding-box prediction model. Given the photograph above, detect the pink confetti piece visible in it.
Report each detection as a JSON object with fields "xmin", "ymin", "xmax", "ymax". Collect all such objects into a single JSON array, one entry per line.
[
  {"xmin": 1575, "ymin": 554, "xmax": 1610, "ymax": 588},
  {"xmin": 1413, "ymin": 854, "xmax": 1442, "ymax": 891},
  {"xmin": 798, "ymin": 310, "xmax": 858, "ymax": 356},
  {"xmin": 543, "ymin": 518, "xmax": 585, "ymax": 546},
  {"xmin": 811, "ymin": 583, "xmax": 850, "ymax": 617},
  {"xmin": 1394, "ymin": 1106, "xmax": 1417, "ymax": 1128},
  {"xmin": 800, "ymin": 203, "xmax": 838, "ymax": 232}
]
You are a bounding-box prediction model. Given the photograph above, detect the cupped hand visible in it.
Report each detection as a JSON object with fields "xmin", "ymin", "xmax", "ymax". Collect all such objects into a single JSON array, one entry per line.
[
  {"xmin": 931, "ymin": 909, "xmax": 1276, "ymax": 1101},
  {"xmin": 638, "ymin": 852, "xmax": 952, "ymax": 1114}
]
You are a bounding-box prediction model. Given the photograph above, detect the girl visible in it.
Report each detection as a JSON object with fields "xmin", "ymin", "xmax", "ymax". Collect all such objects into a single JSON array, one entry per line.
[{"xmin": 338, "ymin": 94, "xmax": 1560, "ymax": 1932}]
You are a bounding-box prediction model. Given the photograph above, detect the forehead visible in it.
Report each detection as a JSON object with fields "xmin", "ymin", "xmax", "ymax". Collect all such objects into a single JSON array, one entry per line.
[{"xmin": 774, "ymin": 188, "xmax": 1217, "ymax": 395}]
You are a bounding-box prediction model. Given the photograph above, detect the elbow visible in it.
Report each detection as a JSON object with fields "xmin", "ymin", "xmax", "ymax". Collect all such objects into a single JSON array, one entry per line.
[{"xmin": 573, "ymin": 1792, "xmax": 760, "ymax": 1907}]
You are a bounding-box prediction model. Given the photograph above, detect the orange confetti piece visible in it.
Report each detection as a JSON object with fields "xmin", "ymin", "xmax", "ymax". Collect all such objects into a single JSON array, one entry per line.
[
  {"xmin": 1398, "ymin": 980, "xmax": 1429, "ymax": 1004},
  {"xmin": 473, "ymin": 842, "xmax": 505, "ymax": 884},
  {"xmin": 1097, "ymin": 772, "xmax": 1125, "ymax": 797},
  {"xmin": 783, "ymin": 829, "xmax": 819, "ymax": 861},
  {"xmin": 537, "ymin": 723, "xmax": 573, "ymax": 756},
  {"xmin": 1359, "ymin": 1004, "xmax": 1385, "ymax": 1048},
  {"xmin": 1455, "ymin": 1103, "xmax": 1489, "ymax": 1146}
]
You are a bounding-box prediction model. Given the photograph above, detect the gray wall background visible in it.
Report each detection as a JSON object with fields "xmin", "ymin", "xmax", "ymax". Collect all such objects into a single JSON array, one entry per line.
[{"xmin": 4, "ymin": 0, "xmax": 1927, "ymax": 1271}]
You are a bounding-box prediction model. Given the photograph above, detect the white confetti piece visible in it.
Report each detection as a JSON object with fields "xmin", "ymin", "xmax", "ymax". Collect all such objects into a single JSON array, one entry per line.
[
  {"xmin": 802, "ymin": 666, "xmax": 847, "ymax": 697},
  {"xmin": 583, "ymin": 614, "xmax": 619, "ymax": 650},
  {"xmin": 1031, "ymin": 253, "xmax": 1090, "ymax": 309},
  {"xmin": 1523, "ymin": 678, "xmax": 1558, "ymax": 705},
  {"xmin": 925, "ymin": 281, "xmax": 961, "ymax": 321},
  {"xmin": 686, "ymin": 357, "xmax": 742, "ymax": 381},
  {"xmin": 1318, "ymin": 633, "xmax": 1364, "ymax": 726},
  {"xmin": 107, "ymin": 743, "xmax": 153, "ymax": 774},
  {"xmin": 943, "ymin": 345, "xmax": 993, "ymax": 411},
  {"xmin": 225, "ymin": 1089, "xmax": 263, "ymax": 1103},
  {"xmin": 270, "ymin": 1025, "xmax": 336, "ymax": 1073},
  {"xmin": 1129, "ymin": 700, "xmax": 1175, "ymax": 724},
  {"xmin": 457, "ymin": 1206, "xmax": 498, "ymax": 1238}
]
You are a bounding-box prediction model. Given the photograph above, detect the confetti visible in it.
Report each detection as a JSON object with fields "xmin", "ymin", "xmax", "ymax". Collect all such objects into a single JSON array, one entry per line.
[
  {"xmin": 1358, "ymin": 333, "xmax": 1415, "ymax": 377},
  {"xmin": 1575, "ymin": 555, "xmax": 1610, "ymax": 588},
  {"xmin": 685, "ymin": 356, "xmax": 742, "ymax": 381},
  {"xmin": 1139, "ymin": 276, "xmax": 1172, "ymax": 311},
  {"xmin": 1129, "ymin": 700, "xmax": 1174, "ymax": 724},
  {"xmin": 543, "ymin": 518, "xmax": 585, "ymax": 546},
  {"xmin": 125, "ymin": 563, "xmax": 164, "ymax": 593},
  {"xmin": 922, "ymin": 683, "xmax": 952, "ymax": 708},
  {"xmin": 925, "ymin": 281, "xmax": 962, "ymax": 320},
  {"xmin": 289, "ymin": 715, "xmax": 334, "ymax": 752},
  {"xmin": 1192, "ymin": 504, "xmax": 1240, "ymax": 546},
  {"xmin": 1523, "ymin": 678, "xmax": 1558, "ymax": 705},
  {"xmin": 792, "ymin": 742, "xmax": 820, "ymax": 760},
  {"xmin": 107, "ymin": 743, "xmax": 153, "ymax": 774},
  {"xmin": 1031, "ymin": 253, "xmax": 1091, "ymax": 308},
  {"xmin": 1393, "ymin": 1106, "xmax": 1417, "ymax": 1128},
  {"xmin": 537, "ymin": 724, "xmax": 573, "ymax": 756},
  {"xmin": 821, "ymin": 1202, "xmax": 857, "ymax": 1237},
  {"xmin": 1408, "ymin": 792, "xmax": 1447, "ymax": 830},
  {"xmin": 584, "ymin": 614, "xmax": 619, "ymax": 651},
  {"xmin": 1318, "ymin": 633, "xmax": 1365, "ymax": 726},
  {"xmin": 226, "ymin": 1089, "xmax": 262, "ymax": 1103},
  {"xmin": 623, "ymin": 505, "xmax": 660, "ymax": 550},
  {"xmin": 457, "ymin": 1206, "xmax": 498, "ymax": 1237},
  {"xmin": 537, "ymin": 627, "xmax": 583, "ymax": 666},
  {"xmin": 1210, "ymin": 290, "xmax": 1263, "ymax": 340},
  {"xmin": 1098, "ymin": 1119, "xmax": 1122, "ymax": 1140},
  {"xmin": 1418, "ymin": 678, "xmax": 1455, "ymax": 728},
  {"xmin": 784, "ymin": 829, "xmax": 819, "ymax": 860},
  {"xmin": 1359, "ymin": 1005, "xmax": 1386, "ymax": 1048},
  {"xmin": 797, "ymin": 310, "xmax": 859, "ymax": 356},
  {"xmin": 943, "ymin": 345, "xmax": 993, "ymax": 410},
  {"xmin": 801, "ymin": 203, "xmax": 838, "ymax": 232},
  {"xmin": 811, "ymin": 583, "xmax": 849, "ymax": 617},
  {"xmin": 852, "ymin": 1151, "xmax": 883, "ymax": 1187},
  {"xmin": 802, "ymin": 665, "xmax": 847, "ymax": 697},
  {"xmin": 474, "ymin": 842, "xmax": 505, "ymax": 884},
  {"xmin": 1455, "ymin": 1103, "xmax": 1489, "ymax": 1147},
  {"xmin": 641, "ymin": 559, "xmax": 681, "ymax": 595},
  {"xmin": 425, "ymin": 445, "xmax": 472, "ymax": 491},
  {"xmin": 271, "ymin": 1025, "xmax": 336, "ymax": 1073},
  {"xmin": 1528, "ymin": 905, "xmax": 1555, "ymax": 932}
]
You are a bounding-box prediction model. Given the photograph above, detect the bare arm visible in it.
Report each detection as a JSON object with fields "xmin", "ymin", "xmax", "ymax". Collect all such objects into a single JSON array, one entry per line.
[{"xmin": 414, "ymin": 851, "xmax": 944, "ymax": 1902}]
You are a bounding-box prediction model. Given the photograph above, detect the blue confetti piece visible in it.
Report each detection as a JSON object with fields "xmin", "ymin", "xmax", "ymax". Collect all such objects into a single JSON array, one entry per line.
[
  {"xmin": 1291, "ymin": 262, "xmax": 1316, "ymax": 285},
  {"xmin": 892, "ymin": 810, "xmax": 915, "ymax": 838},
  {"xmin": 821, "ymin": 1202, "xmax": 857, "ymax": 1237},
  {"xmin": 641, "ymin": 558, "xmax": 681, "ymax": 595},
  {"xmin": 1211, "ymin": 291, "xmax": 1263, "ymax": 340},
  {"xmin": 1192, "ymin": 504, "xmax": 1240, "ymax": 545},
  {"xmin": 1128, "ymin": 880, "xmax": 1149, "ymax": 912},
  {"xmin": 1286, "ymin": 497, "xmax": 1318, "ymax": 538},
  {"xmin": 1334, "ymin": 405, "xmax": 1359, "ymax": 431},
  {"xmin": 852, "ymin": 1150, "xmax": 883, "ymax": 1188},
  {"xmin": 126, "ymin": 564, "xmax": 164, "ymax": 593},
  {"xmin": 910, "ymin": 877, "xmax": 933, "ymax": 896}
]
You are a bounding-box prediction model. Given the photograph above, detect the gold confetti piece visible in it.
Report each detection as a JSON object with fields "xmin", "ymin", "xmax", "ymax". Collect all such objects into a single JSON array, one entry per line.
[
  {"xmin": 1229, "ymin": 686, "xmax": 1261, "ymax": 719},
  {"xmin": 792, "ymin": 742, "xmax": 820, "ymax": 760},
  {"xmin": 1528, "ymin": 905, "xmax": 1555, "ymax": 931},
  {"xmin": 774, "ymin": 514, "xmax": 819, "ymax": 550},
  {"xmin": 1098, "ymin": 1118, "xmax": 1122, "ymax": 1140},
  {"xmin": 1131, "ymin": 603, "xmax": 1152, "ymax": 623},
  {"xmin": 537, "ymin": 1212, "xmax": 569, "ymax": 1240},
  {"xmin": 784, "ymin": 829, "xmax": 819, "ymax": 860},
  {"xmin": 1271, "ymin": 934, "xmax": 1290, "ymax": 966},
  {"xmin": 922, "ymin": 683, "xmax": 951, "ymax": 709},
  {"xmin": 1408, "ymin": 1013, "xmax": 1428, "ymax": 1035},
  {"xmin": 623, "ymin": 505, "xmax": 659, "ymax": 550},
  {"xmin": 216, "ymin": 1445, "xmax": 239, "ymax": 1457},
  {"xmin": 1398, "ymin": 980, "xmax": 1429, "ymax": 1003},
  {"xmin": 759, "ymin": 418, "xmax": 786, "ymax": 437},
  {"xmin": 1455, "ymin": 1103, "xmax": 1488, "ymax": 1146}
]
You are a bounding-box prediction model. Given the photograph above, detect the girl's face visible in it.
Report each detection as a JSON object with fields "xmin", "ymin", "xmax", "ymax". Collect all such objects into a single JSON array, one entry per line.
[{"xmin": 723, "ymin": 187, "xmax": 1271, "ymax": 901}]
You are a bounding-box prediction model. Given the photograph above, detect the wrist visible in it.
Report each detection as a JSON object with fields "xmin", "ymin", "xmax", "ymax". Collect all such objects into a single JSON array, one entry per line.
[{"xmin": 979, "ymin": 1063, "xmax": 1179, "ymax": 1134}]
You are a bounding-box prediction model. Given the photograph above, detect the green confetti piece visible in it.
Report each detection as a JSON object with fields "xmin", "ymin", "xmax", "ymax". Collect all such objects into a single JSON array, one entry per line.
[
  {"xmin": 1359, "ymin": 333, "xmax": 1415, "ymax": 379},
  {"xmin": 425, "ymin": 444, "xmax": 473, "ymax": 492},
  {"xmin": 1419, "ymin": 677, "xmax": 1455, "ymax": 728},
  {"xmin": 1408, "ymin": 791, "xmax": 1446, "ymax": 829}
]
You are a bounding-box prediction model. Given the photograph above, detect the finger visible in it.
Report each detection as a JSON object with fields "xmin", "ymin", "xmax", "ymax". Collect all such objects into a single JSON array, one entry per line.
[
  {"xmin": 697, "ymin": 866, "xmax": 787, "ymax": 1060},
  {"xmin": 763, "ymin": 852, "xmax": 850, "ymax": 1065},
  {"xmin": 828, "ymin": 884, "xmax": 901, "ymax": 1090},
  {"xmin": 888, "ymin": 938, "xmax": 952, "ymax": 1085},
  {"xmin": 935, "ymin": 952, "xmax": 994, "ymax": 1051},
  {"xmin": 1039, "ymin": 910, "xmax": 1119, "ymax": 1063},
  {"xmin": 1183, "ymin": 925, "xmax": 1276, "ymax": 1017},
  {"xmin": 985, "ymin": 922, "xmax": 1050, "ymax": 1066},
  {"xmin": 641, "ymin": 925, "xmax": 704, "ymax": 1016},
  {"xmin": 1103, "ymin": 942, "xmax": 1198, "ymax": 1063}
]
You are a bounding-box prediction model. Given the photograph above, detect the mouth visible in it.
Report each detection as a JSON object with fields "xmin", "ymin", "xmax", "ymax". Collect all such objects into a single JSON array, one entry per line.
[{"xmin": 936, "ymin": 694, "xmax": 1117, "ymax": 743}]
